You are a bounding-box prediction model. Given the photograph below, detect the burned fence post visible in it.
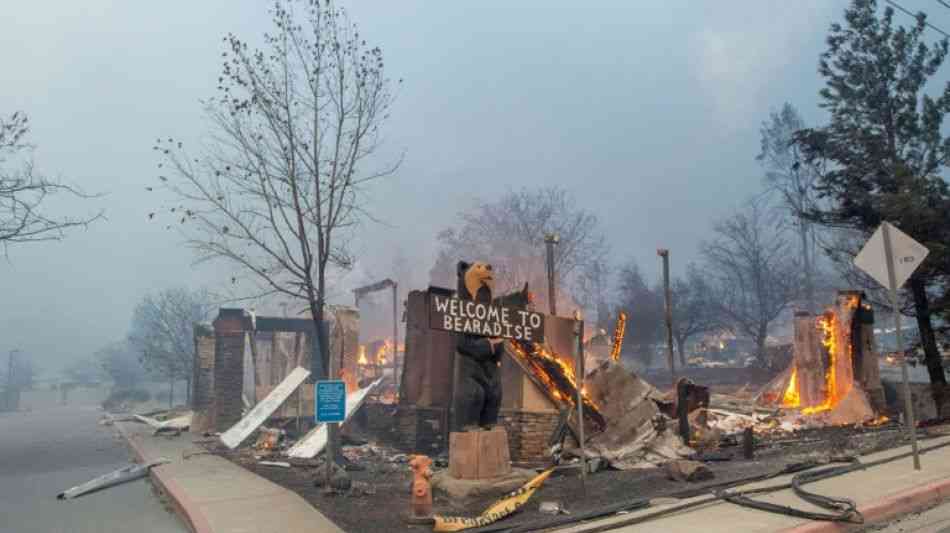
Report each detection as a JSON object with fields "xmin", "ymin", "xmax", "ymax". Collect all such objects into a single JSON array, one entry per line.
[
  {"xmin": 742, "ymin": 427, "xmax": 754, "ymax": 459},
  {"xmin": 676, "ymin": 378, "xmax": 690, "ymax": 443}
]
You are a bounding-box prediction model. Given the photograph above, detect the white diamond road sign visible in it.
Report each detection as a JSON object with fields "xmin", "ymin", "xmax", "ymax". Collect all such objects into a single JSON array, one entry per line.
[{"xmin": 853, "ymin": 222, "xmax": 929, "ymax": 290}]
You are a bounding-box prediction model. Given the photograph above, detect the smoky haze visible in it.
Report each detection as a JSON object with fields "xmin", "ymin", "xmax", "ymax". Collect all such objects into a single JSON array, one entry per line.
[{"xmin": 2, "ymin": 0, "xmax": 893, "ymax": 378}]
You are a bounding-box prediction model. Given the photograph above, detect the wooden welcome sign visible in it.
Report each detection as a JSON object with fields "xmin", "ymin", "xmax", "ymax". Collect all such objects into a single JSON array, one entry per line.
[{"xmin": 428, "ymin": 293, "xmax": 544, "ymax": 343}]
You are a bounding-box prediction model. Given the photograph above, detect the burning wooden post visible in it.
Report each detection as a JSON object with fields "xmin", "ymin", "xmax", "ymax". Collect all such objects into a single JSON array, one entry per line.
[
  {"xmin": 761, "ymin": 291, "xmax": 882, "ymax": 425},
  {"xmin": 785, "ymin": 311, "xmax": 825, "ymax": 410}
]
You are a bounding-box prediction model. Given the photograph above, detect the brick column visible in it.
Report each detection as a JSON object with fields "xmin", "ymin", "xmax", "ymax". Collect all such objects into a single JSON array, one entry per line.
[
  {"xmin": 213, "ymin": 309, "xmax": 248, "ymax": 432},
  {"xmin": 192, "ymin": 322, "xmax": 215, "ymax": 431}
]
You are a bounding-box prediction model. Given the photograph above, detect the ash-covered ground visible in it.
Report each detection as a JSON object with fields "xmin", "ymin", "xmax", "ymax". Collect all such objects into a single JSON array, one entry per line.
[{"xmin": 204, "ymin": 420, "xmax": 929, "ymax": 533}]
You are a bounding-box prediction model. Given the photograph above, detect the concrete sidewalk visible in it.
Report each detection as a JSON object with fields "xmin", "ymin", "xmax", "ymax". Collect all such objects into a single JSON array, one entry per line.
[
  {"xmin": 556, "ymin": 434, "xmax": 950, "ymax": 533},
  {"xmin": 115, "ymin": 421, "xmax": 344, "ymax": 533}
]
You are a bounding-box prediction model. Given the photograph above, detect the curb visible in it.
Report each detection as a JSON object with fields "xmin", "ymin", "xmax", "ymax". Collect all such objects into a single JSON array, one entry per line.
[
  {"xmin": 781, "ymin": 476, "xmax": 950, "ymax": 533},
  {"xmin": 114, "ymin": 423, "xmax": 214, "ymax": 533}
]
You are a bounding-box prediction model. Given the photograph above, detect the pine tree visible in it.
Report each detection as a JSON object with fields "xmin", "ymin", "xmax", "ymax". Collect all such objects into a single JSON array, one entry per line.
[{"xmin": 795, "ymin": 0, "xmax": 950, "ymax": 405}]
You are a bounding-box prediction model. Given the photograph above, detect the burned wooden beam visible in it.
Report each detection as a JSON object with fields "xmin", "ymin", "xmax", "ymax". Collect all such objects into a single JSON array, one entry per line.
[{"xmin": 503, "ymin": 341, "xmax": 606, "ymax": 435}]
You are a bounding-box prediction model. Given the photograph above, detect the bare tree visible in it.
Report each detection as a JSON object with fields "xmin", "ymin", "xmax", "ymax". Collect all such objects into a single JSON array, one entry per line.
[
  {"xmin": 757, "ymin": 103, "xmax": 824, "ymax": 313},
  {"xmin": 670, "ymin": 263, "xmax": 721, "ymax": 367},
  {"xmin": 154, "ymin": 0, "xmax": 399, "ymax": 379},
  {"xmin": 615, "ymin": 260, "xmax": 663, "ymax": 366},
  {"xmin": 430, "ymin": 186, "xmax": 609, "ymax": 301},
  {"xmin": 0, "ymin": 112, "xmax": 101, "ymax": 250},
  {"xmin": 129, "ymin": 287, "xmax": 213, "ymax": 406},
  {"xmin": 701, "ymin": 198, "xmax": 800, "ymax": 363},
  {"xmin": 96, "ymin": 341, "xmax": 148, "ymax": 391},
  {"xmin": 576, "ymin": 258, "xmax": 612, "ymax": 330}
]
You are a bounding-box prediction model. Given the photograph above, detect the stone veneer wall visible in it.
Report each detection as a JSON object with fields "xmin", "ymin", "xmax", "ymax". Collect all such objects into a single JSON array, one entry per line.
[
  {"xmin": 394, "ymin": 405, "xmax": 449, "ymax": 455},
  {"xmin": 498, "ymin": 409, "xmax": 560, "ymax": 462},
  {"xmin": 393, "ymin": 405, "xmax": 559, "ymax": 462}
]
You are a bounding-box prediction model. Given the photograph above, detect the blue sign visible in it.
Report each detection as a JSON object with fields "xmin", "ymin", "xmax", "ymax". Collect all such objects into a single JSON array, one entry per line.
[{"xmin": 315, "ymin": 380, "xmax": 346, "ymax": 423}]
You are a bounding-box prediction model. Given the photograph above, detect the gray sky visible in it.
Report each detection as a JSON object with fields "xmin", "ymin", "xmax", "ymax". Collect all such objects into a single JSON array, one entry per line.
[{"xmin": 3, "ymin": 0, "xmax": 943, "ymax": 376}]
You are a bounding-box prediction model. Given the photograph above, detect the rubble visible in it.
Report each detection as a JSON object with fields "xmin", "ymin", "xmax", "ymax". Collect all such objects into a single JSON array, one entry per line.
[
  {"xmin": 582, "ymin": 361, "xmax": 693, "ymax": 470},
  {"xmin": 254, "ymin": 427, "xmax": 285, "ymax": 451},
  {"xmin": 664, "ymin": 460, "xmax": 714, "ymax": 482},
  {"xmin": 539, "ymin": 501, "xmax": 569, "ymax": 515},
  {"xmin": 431, "ymin": 467, "xmax": 538, "ymax": 502}
]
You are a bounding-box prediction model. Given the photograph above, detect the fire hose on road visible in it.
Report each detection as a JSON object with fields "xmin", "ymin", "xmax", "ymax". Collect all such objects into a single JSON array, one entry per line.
[{"xmin": 474, "ymin": 434, "xmax": 950, "ymax": 533}]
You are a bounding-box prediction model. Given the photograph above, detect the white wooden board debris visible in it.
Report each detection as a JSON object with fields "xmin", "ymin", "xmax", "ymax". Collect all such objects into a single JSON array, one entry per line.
[
  {"xmin": 286, "ymin": 378, "xmax": 383, "ymax": 459},
  {"xmin": 134, "ymin": 412, "xmax": 194, "ymax": 433},
  {"xmin": 57, "ymin": 459, "xmax": 169, "ymax": 500},
  {"xmin": 220, "ymin": 366, "xmax": 311, "ymax": 449},
  {"xmin": 258, "ymin": 461, "xmax": 291, "ymax": 468}
]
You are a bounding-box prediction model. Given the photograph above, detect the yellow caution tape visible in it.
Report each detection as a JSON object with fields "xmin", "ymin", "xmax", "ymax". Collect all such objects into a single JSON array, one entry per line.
[{"xmin": 432, "ymin": 468, "xmax": 554, "ymax": 532}]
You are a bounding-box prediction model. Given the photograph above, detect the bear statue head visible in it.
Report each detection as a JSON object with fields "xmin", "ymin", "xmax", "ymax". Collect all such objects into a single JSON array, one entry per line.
[{"xmin": 457, "ymin": 261, "xmax": 494, "ymax": 303}]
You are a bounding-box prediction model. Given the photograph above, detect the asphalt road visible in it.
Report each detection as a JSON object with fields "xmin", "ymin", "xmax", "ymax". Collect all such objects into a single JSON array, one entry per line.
[{"xmin": 0, "ymin": 403, "xmax": 186, "ymax": 533}]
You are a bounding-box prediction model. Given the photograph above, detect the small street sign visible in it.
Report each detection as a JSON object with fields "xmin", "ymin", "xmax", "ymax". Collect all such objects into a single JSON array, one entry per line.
[
  {"xmin": 854, "ymin": 221, "xmax": 929, "ymax": 290},
  {"xmin": 315, "ymin": 380, "xmax": 346, "ymax": 423},
  {"xmin": 853, "ymin": 221, "xmax": 928, "ymax": 471}
]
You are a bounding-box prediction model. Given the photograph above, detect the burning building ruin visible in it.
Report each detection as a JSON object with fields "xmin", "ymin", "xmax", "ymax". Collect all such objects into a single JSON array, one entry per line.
[{"xmin": 757, "ymin": 290, "xmax": 886, "ymax": 426}]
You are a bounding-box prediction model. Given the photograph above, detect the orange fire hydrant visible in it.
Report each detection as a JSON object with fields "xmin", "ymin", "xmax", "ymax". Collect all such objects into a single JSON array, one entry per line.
[{"xmin": 408, "ymin": 455, "xmax": 433, "ymax": 519}]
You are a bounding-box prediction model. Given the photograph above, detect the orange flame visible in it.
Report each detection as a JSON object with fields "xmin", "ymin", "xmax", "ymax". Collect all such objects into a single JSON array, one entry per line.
[
  {"xmin": 357, "ymin": 345, "xmax": 368, "ymax": 365},
  {"xmin": 801, "ymin": 312, "xmax": 843, "ymax": 415},
  {"xmin": 782, "ymin": 366, "xmax": 800, "ymax": 407},
  {"xmin": 610, "ymin": 312, "xmax": 627, "ymax": 362},
  {"xmin": 508, "ymin": 341, "xmax": 595, "ymax": 406},
  {"xmin": 376, "ymin": 342, "xmax": 388, "ymax": 365}
]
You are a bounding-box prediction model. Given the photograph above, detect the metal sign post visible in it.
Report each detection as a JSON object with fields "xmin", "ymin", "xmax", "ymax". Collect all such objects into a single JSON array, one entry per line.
[
  {"xmin": 881, "ymin": 223, "xmax": 920, "ymax": 470},
  {"xmin": 317, "ymin": 379, "xmax": 346, "ymax": 487},
  {"xmin": 854, "ymin": 221, "xmax": 929, "ymax": 471}
]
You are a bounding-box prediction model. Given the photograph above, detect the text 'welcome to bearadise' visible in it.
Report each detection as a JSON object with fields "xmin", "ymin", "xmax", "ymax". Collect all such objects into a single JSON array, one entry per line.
[{"xmin": 428, "ymin": 294, "xmax": 545, "ymax": 343}]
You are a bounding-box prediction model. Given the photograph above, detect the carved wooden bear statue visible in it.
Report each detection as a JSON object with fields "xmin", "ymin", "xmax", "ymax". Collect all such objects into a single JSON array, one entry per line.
[{"xmin": 454, "ymin": 261, "xmax": 506, "ymax": 430}]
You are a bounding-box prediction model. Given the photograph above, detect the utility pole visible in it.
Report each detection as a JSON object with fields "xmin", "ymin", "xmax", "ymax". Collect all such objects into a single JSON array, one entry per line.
[
  {"xmin": 544, "ymin": 234, "xmax": 560, "ymax": 316},
  {"xmin": 5, "ymin": 349, "xmax": 20, "ymax": 412},
  {"xmin": 658, "ymin": 249, "xmax": 676, "ymax": 387}
]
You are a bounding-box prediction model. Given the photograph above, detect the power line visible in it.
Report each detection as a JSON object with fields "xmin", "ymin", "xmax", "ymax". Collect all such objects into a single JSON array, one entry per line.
[
  {"xmin": 937, "ymin": 0, "xmax": 950, "ymax": 12},
  {"xmin": 885, "ymin": 0, "xmax": 950, "ymax": 38}
]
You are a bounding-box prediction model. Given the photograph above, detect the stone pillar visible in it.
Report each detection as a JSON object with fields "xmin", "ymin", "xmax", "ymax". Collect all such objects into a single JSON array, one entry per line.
[{"xmin": 213, "ymin": 309, "xmax": 248, "ymax": 432}]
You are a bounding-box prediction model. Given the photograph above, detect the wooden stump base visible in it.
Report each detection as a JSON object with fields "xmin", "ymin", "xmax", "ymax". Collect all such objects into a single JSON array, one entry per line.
[{"xmin": 448, "ymin": 427, "xmax": 512, "ymax": 480}]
